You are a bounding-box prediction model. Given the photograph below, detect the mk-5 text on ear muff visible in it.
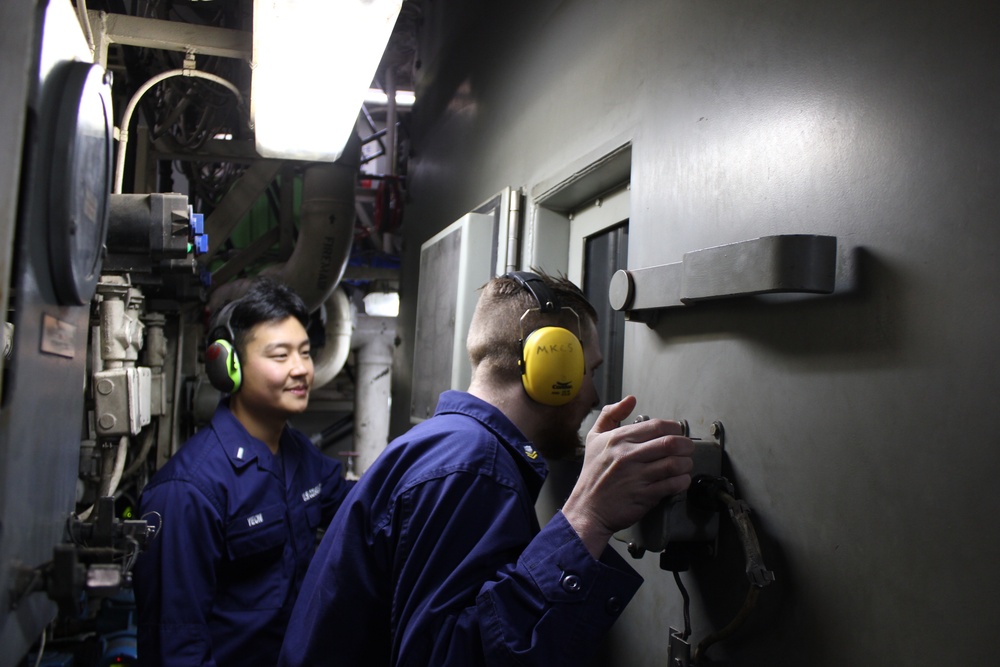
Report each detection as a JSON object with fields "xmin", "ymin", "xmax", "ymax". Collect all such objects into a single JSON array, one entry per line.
[
  {"xmin": 504, "ymin": 271, "xmax": 585, "ymax": 406},
  {"xmin": 205, "ymin": 300, "xmax": 242, "ymax": 393}
]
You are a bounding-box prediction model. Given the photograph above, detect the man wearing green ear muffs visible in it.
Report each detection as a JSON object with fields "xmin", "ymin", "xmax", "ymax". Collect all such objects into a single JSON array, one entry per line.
[{"xmin": 134, "ymin": 277, "xmax": 354, "ymax": 667}]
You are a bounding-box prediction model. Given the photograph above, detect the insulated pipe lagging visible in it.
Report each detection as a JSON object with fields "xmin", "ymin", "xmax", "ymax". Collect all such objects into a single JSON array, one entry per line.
[
  {"xmin": 312, "ymin": 287, "xmax": 354, "ymax": 389},
  {"xmin": 210, "ymin": 132, "xmax": 363, "ymax": 315},
  {"xmin": 352, "ymin": 315, "xmax": 396, "ymax": 475},
  {"xmin": 262, "ymin": 132, "xmax": 362, "ymax": 312}
]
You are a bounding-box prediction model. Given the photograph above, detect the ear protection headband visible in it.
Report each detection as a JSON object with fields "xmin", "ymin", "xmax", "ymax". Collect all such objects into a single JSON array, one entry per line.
[
  {"xmin": 205, "ymin": 300, "xmax": 242, "ymax": 393},
  {"xmin": 504, "ymin": 271, "xmax": 585, "ymax": 406}
]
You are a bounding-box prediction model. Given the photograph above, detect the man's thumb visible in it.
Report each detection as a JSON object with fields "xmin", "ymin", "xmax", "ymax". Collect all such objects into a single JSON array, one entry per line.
[{"xmin": 591, "ymin": 395, "xmax": 638, "ymax": 433}]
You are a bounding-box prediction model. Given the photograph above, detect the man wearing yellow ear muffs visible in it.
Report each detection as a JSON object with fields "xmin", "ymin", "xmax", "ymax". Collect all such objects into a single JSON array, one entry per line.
[{"xmin": 279, "ymin": 270, "xmax": 695, "ymax": 667}]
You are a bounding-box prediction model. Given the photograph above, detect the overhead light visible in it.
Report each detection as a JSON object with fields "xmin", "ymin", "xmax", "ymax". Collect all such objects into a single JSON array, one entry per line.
[{"xmin": 251, "ymin": 0, "xmax": 402, "ymax": 162}]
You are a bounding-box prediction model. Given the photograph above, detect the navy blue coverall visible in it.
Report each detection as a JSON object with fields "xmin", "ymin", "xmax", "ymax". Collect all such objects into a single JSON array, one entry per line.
[
  {"xmin": 134, "ymin": 402, "xmax": 352, "ymax": 666},
  {"xmin": 278, "ymin": 390, "xmax": 643, "ymax": 667}
]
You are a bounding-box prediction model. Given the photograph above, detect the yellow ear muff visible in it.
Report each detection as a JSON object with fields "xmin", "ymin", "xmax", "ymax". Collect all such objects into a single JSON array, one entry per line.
[{"xmin": 520, "ymin": 325, "xmax": 585, "ymax": 406}]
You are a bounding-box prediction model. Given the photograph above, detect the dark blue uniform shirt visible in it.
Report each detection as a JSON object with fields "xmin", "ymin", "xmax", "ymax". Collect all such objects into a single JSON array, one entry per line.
[
  {"xmin": 134, "ymin": 402, "xmax": 352, "ymax": 666},
  {"xmin": 278, "ymin": 391, "xmax": 643, "ymax": 666}
]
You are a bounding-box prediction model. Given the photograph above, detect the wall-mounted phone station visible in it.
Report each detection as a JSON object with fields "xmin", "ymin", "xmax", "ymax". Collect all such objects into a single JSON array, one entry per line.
[
  {"xmin": 614, "ymin": 419, "xmax": 725, "ymax": 560},
  {"xmin": 615, "ymin": 419, "xmax": 775, "ymax": 665}
]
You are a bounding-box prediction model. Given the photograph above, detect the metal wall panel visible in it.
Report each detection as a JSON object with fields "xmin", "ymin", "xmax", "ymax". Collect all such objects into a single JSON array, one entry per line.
[
  {"xmin": 0, "ymin": 2, "xmax": 97, "ymax": 661},
  {"xmin": 393, "ymin": 0, "xmax": 1000, "ymax": 664},
  {"xmin": 410, "ymin": 212, "xmax": 494, "ymax": 422}
]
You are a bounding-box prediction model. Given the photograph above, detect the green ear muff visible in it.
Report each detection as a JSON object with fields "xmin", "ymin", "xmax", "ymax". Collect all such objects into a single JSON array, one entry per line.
[
  {"xmin": 206, "ymin": 338, "xmax": 242, "ymax": 393},
  {"xmin": 205, "ymin": 299, "xmax": 242, "ymax": 393},
  {"xmin": 520, "ymin": 325, "xmax": 584, "ymax": 406}
]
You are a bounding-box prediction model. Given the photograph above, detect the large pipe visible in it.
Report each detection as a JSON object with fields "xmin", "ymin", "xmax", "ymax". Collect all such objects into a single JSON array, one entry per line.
[
  {"xmin": 312, "ymin": 286, "xmax": 354, "ymax": 389},
  {"xmin": 352, "ymin": 315, "xmax": 396, "ymax": 474},
  {"xmin": 207, "ymin": 132, "xmax": 362, "ymax": 314}
]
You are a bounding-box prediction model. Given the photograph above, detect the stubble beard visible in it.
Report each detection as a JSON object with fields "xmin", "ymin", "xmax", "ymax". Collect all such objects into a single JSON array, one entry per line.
[{"xmin": 532, "ymin": 411, "xmax": 584, "ymax": 461}]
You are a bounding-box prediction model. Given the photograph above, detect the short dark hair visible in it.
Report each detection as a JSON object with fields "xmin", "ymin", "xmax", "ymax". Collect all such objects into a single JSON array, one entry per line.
[{"xmin": 210, "ymin": 277, "xmax": 310, "ymax": 356}]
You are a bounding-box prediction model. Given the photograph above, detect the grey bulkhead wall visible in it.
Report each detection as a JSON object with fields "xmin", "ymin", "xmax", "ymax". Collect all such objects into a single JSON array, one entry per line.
[{"xmin": 393, "ymin": 0, "xmax": 1000, "ymax": 665}]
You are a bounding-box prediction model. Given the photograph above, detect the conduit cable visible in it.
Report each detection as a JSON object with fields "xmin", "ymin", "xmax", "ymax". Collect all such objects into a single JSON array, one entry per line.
[
  {"xmin": 681, "ymin": 475, "xmax": 776, "ymax": 665},
  {"xmin": 114, "ymin": 67, "xmax": 246, "ymax": 193}
]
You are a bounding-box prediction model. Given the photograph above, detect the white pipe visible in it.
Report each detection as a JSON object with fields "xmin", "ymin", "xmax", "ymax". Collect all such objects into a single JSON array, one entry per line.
[
  {"xmin": 264, "ymin": 158, "xmax": 357, "ymax": 311},
  {"xmin": 114, "ymin": 68, "xmax": 245, "ymax": 193},
  {"xmin": 351, "ymin": 315, "xmax": 396, "ymax": 474},
  {"xmin": 209, "ymin": 139, "xmax": 361, "ymax": 314},
  {"xmin": 122, "ymin": 423, "xmax": 156, "ymax": 480},
  {"xmin": 75, "ymin": 0, "xmax": 96, "ymax": 59},
  {"xmin": 312, "ymin": 287, "xmax": 354, "ymax": 389},
  {"xmin": 32, "ymin": 628, "xmax": 46, "ymax": 667},
  {"xmin": 505, "ymin": 190, "xmax": 521, "ymax": 274},
  {"xmin": 105, "ymin": 435, "xmax": 129, "ymax": 498},
  {"xmin": 77, "ymin": 435, "xmax": 128, "ymax": 521}
]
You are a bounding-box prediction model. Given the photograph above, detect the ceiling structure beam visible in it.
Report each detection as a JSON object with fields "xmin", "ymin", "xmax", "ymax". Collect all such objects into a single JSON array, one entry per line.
[{"xmin": 88, "ymin": 10, "xmax": 252, "ymax": 69}]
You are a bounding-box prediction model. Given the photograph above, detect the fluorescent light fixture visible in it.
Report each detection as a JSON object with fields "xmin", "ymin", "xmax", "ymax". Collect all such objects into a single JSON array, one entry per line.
[{"xmin": 251, "ymin": 0, "xmax": 402, "ymax": 162}]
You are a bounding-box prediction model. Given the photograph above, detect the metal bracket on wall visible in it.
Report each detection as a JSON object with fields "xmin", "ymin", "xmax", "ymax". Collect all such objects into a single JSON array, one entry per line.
[
  {"xmin": 667, "ymin": 627, "xmax": 691, "ymax": 667},
  {"xmin": 608, "ymin": 234, "xmax": 837, "ymax": 324}
]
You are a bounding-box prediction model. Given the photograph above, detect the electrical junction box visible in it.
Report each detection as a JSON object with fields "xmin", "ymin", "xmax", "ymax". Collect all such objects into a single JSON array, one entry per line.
[
  {"xmin": 93, "ymin": 366, "xmax": 152, "ymax": 437},
  {"xmin": 614, "ymin": 437, "xmax": 723, "ymax": 555}
]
